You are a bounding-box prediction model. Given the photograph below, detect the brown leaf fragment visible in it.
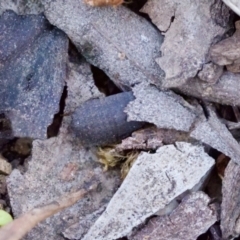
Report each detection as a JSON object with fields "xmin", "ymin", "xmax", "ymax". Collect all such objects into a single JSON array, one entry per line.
[
  {"xmin": 84, "ymin": 0, "xmax": 123, "ymax": 7},
  {"xmin": 221, "ymin": 160, "xmax": 240, "ymax": 239},
  {"xmin": 210, "ymin": 20, "xmax": 240, "ymax": 73},
  {"xmin": 216, "ymin": 154, "xmax": 230, "ymax": 179},
  {"xmin": 142, "ymin": 0, "xmax": 229, "ymax": 87},
  {"xmin": 115, "ymin": 127, "xmax": 163, "ymax": 151},
  {"xmin": 0, "ymin": 184, "xmax": 97, "ymax": 240},
  {"xmin": 115, "ymin": 126, "xmax": 190, "ymax": 151},
  {"xmin": 130, "ymin": 192, "xmax": 217, "ymax": 240}
]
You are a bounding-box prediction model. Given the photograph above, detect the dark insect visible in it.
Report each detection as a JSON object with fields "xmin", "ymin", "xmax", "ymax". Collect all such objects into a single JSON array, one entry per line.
[{"xmin": 71, "ymin": 91, "xmax": 145, "ymax": 146}]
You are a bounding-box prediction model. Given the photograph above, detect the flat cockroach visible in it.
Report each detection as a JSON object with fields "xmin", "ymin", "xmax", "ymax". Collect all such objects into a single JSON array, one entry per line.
[
  {"xmin": 70, "ymin": 91, "xmax": 146, "ymax": 147},
  {"xmin": 84, "ymin": 0, "xmax": 124, "ymax": 7}
]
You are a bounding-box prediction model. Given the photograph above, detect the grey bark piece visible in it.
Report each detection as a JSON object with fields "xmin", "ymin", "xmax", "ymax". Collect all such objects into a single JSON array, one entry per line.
[
  {"xmin": 141, "ymin": 0, "xmax": 230, "ymax": 88},
  {"xmin": 221, "ymin": 160, "xmax": 240, "ymax": 239},
  {"xmin": 0, "ymin": 11, "xmax": 68, "ymax": 139},
  {"xmin": 7, "ymin": 59, "xmax": 120, "ymax": 240},
  {"xmin": 7, "ymin": 137, "xmax": 120, "ymax": 240},
  {"xmin": 190, "ymin": 109, "xmax": 240, "ymax": 164},
  {"xmin": 178, "ymin": 71, "xmax": 240, "ymax": 106},
  {"xmin": 125, "ymin": 84, "xmax": 196, "ymax": 132},
  {"xmin": 43, "ymin": 0, "xmax": 164, "ymax": 90},
  {"xmin": 0, "ymin": 0, "xmax": 44, "ymax": 15},
  {"xmin": 83, "ymin": 142, "xmax": 215, "ymax": 240},
  {"xmin": 66, "ymin": 60, "xmax": 104, "ymax": 112},
  {"xmin": 130, "ymin": 192, "xmax": 217, "ymax": 240}
]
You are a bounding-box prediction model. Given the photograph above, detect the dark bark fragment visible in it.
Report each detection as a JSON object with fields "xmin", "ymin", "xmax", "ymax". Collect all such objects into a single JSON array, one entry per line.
[
  {"xmin": 0, "ymin": 11, "xmax": 68, "ymax": 139},
  {"xmin": 0, "ymin": 11, "xmax": 48, "ymax": 63},
  {"xmin": 71, "ymin": 92, "xmax": 145, "ymax": 146}
]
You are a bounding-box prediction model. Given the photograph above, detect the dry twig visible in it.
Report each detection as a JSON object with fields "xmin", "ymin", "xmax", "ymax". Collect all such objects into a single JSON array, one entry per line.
[{"xmin": 0, "ymin": 183, "xmax": 97, "ymax": 240}]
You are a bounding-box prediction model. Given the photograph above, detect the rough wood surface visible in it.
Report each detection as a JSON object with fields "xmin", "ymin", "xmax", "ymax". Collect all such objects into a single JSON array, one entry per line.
[
  {"xmin": 221, "ymin": 160, "xmax": 240, "ymax": 239},
  {"xmin": 130, "ymin": 192, "xmax": 217, "ymax": 240},
  {"xmin": 83, "ymin": 142, "xmax": 214, "ymax": 240},
  {"xmin": 0, "ymin": 0, "xmax": 44, "ymax": 15},
  {"xmin": 7, "ymin": 59, "xmax": 120, "ymax": 240},
  {"xmin": 178, "ymin": 72, "xmax": 240, "ymax": 106},
  {"xmin": 0, "ymin": 11, "xmax": 67, "ymax": 139},
  {"xmin": 125, "ymin": 84, "xmax": 197, "ymax": 132},
  {"xmin": 43, "ymin": 0, "xmax": 164, "ymax": 90},
  {"xmin": 0, "ymin": 185, "xmax": 97, "ymax": 240},
  {"xmin": 141, "ymin": 0, "xmax": 230, "ymax": 88},
  {"xmin": 115, "ymin": 126, "xmax": 191, "ymax": 152},
  {"xmin": 210, "ymin": 20, "xmax": 240, "ymax": 73}
]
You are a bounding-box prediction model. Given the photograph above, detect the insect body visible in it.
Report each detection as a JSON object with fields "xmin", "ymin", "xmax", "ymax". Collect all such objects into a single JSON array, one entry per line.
[
  {"xmin": 71, "ymin": 92, "xmax": 145, "ymax": 146},
  {"xmin": 84, "ymin": 0, "xmax": 124, "ymax": 7}
]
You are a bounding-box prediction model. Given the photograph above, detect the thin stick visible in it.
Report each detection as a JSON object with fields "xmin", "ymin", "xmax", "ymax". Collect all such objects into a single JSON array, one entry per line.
[{"xmin": 0, "ymin": 184, "xmax": 97, "ymax": 240}]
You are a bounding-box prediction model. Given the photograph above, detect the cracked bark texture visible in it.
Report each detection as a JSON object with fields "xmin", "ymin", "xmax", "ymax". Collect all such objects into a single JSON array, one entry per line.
[
  {"xmin": 83, "ymin": 142, "xmax": 214, "ymax": 240},
  {"xmin": 141, "ymin": 0, "xmax": 231, "ymax": 88},
  {"xmin": 7, "ymin": 59, "xmax": 121, "ymax": 240},
  {"xmin": 178, "ymin": 71, "xmax": 240, "ymax": 106},
  {"xmin": 130, "ymin": 192, "xmax": 217, "ymax": 240},
  {"xmin": 125, "ymin": 84, "xmax": 197, "ymax": 132},
  {"xmin": 221, "ymin": 160, "xmax": 240, "ymax": 239},
  {"xmin": 43, "ymin": 0, "xmax": 164, "ymax": 90},
  {"xmin": 190, "ymin": 109, "xmax": 240, "ymax": 165},
  {"xmin": 0, "ymin": 0, "xmax": 44, "ymax": 15},
  {"xmin": 0, "ymin": 11, "xmax": 67, "ymax": 139}
]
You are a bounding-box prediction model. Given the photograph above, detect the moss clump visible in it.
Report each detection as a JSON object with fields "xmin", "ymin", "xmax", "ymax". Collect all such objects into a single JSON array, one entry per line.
[{"xmin": 97, "ymin": 146, "xmax": 138, "ymax": 179}]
